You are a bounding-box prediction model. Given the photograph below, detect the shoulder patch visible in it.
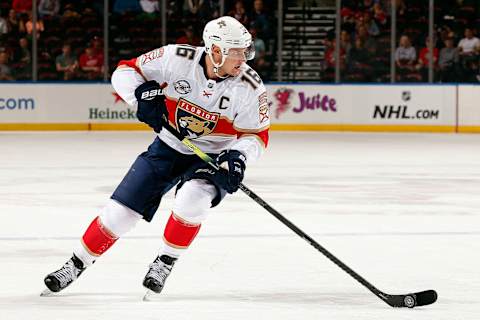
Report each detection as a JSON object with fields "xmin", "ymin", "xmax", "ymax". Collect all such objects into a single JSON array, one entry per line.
[
  {"xmin": 258, "ymin": 92, "xmax": 270, "ymax": 124},
  {"xmin": 141, "ymin": 48, "xmax": 164, "ymax": 65}
]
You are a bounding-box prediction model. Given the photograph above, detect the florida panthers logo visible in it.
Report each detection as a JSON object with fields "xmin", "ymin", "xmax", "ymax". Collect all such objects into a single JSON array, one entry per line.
[
  {"xmin": 274, "ymin": 88, "xmax": 294, "ymax": 119},
  {"xmin": 175, "ymin": 99, "xmax": 219, "ymax": 138}
]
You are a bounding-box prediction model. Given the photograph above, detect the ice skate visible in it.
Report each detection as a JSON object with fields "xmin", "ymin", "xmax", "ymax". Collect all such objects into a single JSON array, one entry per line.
[
  {"xmin": 142, "ymin": 255, "xmax": 177, "ymax": 300},
  {"xmin": 41, "ymin": 255, "xmax": 86, "ymax": 296}
]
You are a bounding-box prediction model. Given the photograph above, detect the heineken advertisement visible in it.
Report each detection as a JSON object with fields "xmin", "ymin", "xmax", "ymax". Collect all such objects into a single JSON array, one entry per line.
[{"xmin": 89, "ymin": 108, "xmax": 137, "ymax": 120}]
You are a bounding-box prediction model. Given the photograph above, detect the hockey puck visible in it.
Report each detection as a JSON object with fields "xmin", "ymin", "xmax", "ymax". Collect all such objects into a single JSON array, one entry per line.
[{"xmin": 404, "ymin": 295, "xmax": 416, "ymax": 308}]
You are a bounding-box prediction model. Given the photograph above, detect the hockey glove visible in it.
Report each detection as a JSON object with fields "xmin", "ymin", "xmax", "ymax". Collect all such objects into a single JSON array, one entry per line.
[
  {"xmin": 214, "ymin": 150, "xmax": 246, "ymax": 194},
  {"xmin": 134, "ymin": 80, "xmax": 168, "ymax": 133}
]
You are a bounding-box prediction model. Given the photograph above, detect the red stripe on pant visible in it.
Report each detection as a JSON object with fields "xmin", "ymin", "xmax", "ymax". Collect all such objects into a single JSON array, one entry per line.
[
  {"xmin": 81, "ymin": 216, "xmax": 118, "ymax": 256},
  {"xmin": 163, "ymin": 212, "xmax": 201, "ymax": 249}
]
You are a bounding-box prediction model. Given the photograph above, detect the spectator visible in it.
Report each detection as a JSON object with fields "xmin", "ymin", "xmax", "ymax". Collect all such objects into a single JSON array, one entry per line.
[
  {"xmin": 416, "ymin": 37, "xmax": 439, "ymax": 80},
  {"xmin": 11, "ymin": 37, "xmax": 31, "ymax": 79},
  {"xmin": 197, "ymin": 0, "xmax": 220, "ymax": 23},
  {"xmin": 395, "ymin": 35, "xmax": 420, "ymax": 81},
  {"xmin": 25, "ymin": 11, "xmax": 45, "ymax": 39},
  {"xmin": 184, "ymin": 0, "xmax": 204, "ymax": 16},
  {"xmin": 90, "ymin": 36, "xmax": 104, "ymax": 57},
  {"xmin": 348, "ymin": 38, "xmax": 372, "ymax": 75},
  {"xmin": 56, "ymin": 43, "xmax": 78, "ymax": 80},
  {"xmin": 15, "ymin": 37, "xmax": 31, "ymax": 65},
  {"xmin": 324, "ymin": 40, "xmax": 346, "ymax": 72},
  {"xmin": 139, "ymin": 0, "xmax": 160, "ymax": 13},
  {"xmin": 340, "ymin": 30, "xmax": 352, "ymax": 57},
  {"xmin": 228, "ymin": 1, "xmax": 248, "ymax": 26},
  {"xmin": 438, "ymin": 37, "xmax": 459, "ymax": 82},
  {"xmin": 373, "ymin": 3, "xmax": 387, "ymax": 26},
  {"xmin": 250, "ymin": 27, "xmax": 265, "ymax": 59},
  {"xmin": 176, "ymin": 26, "xmax": 201, "ymax": 46},
  {"xmin": 356, "ymin": 25, "xmax": 377, "ymax": 55},
  {"xmin": 348, "ymin": 38, "xmax": 374, "ymax": 81},
  {"xmin": 249, "ymin": 0, "xmax": 271, "ymax": 39},
  {"xmin": 458, "ymin": 27, "xmax": 480, "ymax": 57},
  {"xmin": 0, "ymin": 51, "xmax": 14, "ymax": 80},
  {"xmin": 249, "ymin": 26, "xmax": 268, "ymax": 78},
  {"xmin": 12, "ymin": 0, "xmax": 32, "ymax": 14},
  {"xmin": 7, "ymin": 9, "xmax": 25, "ymax": 35},
  {"xmin": 38, "ymin": 0, "xmax": 60, "ymax": 18},
  {"xmin": 0, "ymin": 12, "xmax": 8, "ymax": 38},
  {"xmin": 439, "ymin": 25, "xmax": 456, "ymax": 45},
  {"xmin": 417, "ymin": 37, "xmax": 438, "ymax": 69},
  {"xmin": 457, "ymin": 28, "xmax": 480, "ymax": 79},
  {"xmin": 340, "ymin": 7, "xmax": 356, "ymax": 34},
  {"xmin": 363, "ymin": 12, "xmax": 380, "ymax": 37},
  {"xmin": 79, "ymin": 47, "xmax": 103, "ymax": 80},
  {"xmin": 395, "ymin": 35, "xmax": 416, "ymax": 69}
]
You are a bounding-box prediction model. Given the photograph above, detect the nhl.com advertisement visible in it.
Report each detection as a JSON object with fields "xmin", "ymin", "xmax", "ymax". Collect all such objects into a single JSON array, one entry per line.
[
  {"xmin": 0, "ymin": 83, "xmax": 464, "ymax": 130},
  {"xmin": 267, "ymin": 84, "xmax": 456, "ymax": 127},
  {"xmin": 368, "ymin": 87, "xmax": 454, "ymax": 124}
]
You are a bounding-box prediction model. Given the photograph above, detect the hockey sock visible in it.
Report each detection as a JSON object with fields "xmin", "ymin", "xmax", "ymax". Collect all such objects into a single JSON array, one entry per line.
[
  {"xmin": 74, "ymin": 216, "xmax": 119, "ymax": 266},
  {"xmin": 162, "ymin": 212, "xmax": 201, "ymax": 256}
]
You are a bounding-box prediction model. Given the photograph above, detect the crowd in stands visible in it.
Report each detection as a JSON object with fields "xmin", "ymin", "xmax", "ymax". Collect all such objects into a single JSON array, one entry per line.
[
  {"xmin": 226, "ymin": 0, "xmax": 275, "ymax": 79},
  {"xmin": 324, "ymin": 0, "xmax": 480, "ymax": 82},
  {"xmin": 0, "ymin": 0, "xmax": 275, "ymax": 81},
  {"xmin": 3, "ymin": 0, "xmax": 479, "ymax": 83},
  {"xmin": 0, "ymin": 0, "xmax": 107, "ymax": 80}
]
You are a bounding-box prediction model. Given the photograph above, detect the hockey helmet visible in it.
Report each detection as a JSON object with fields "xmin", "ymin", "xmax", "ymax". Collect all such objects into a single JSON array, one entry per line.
[{"xmin": 203, "ymin": 16, "xmax": 255, "ymax": 75}]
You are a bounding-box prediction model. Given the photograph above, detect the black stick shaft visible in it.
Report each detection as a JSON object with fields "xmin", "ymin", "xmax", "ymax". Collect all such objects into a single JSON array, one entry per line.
[{"xmin": 238, "ymin": 184, "xmax": 384, "ymax": 298}]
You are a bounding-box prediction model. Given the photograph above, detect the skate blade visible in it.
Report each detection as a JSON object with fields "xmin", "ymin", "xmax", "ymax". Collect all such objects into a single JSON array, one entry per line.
[
  {"xmin": 40, "ymin": 289, "xmax": 56, "ymax": 297},
  {"xmin": 142, "ymin": 290, "xmax": 158, "ymax": 302}
]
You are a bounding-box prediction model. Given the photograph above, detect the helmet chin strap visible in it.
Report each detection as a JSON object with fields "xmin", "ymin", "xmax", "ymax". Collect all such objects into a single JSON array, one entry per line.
[{"xmin": 208, "ymin": 51, "xmax": 229, "ymax": 79}]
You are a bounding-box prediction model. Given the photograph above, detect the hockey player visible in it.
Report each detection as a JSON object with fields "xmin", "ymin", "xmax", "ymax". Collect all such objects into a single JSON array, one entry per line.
[{"xmin": 43, "ymin": 16, "xmax": 270, "ymax": 296}]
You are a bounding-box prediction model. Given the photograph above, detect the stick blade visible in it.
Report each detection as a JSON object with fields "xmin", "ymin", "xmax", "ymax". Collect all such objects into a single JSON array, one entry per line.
[
  {"xmin": 414, "ymin": 290, "xmax": 438, "ymax": 307},
  {"xmin": 381, "ymin": 290, "xmax": 438, "ymax": 308}
]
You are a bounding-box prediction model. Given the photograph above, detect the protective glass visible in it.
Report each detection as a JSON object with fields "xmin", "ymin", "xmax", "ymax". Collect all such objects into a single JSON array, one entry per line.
[{"xmin": 226, "ymin": 44, "xmax": 255, "ymax": 61}]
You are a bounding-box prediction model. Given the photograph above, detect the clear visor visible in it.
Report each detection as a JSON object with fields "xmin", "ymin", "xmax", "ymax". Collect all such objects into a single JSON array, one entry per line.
[{"xmin": 225, "ymin": 44, "xmax": 255, "ymax": 61}]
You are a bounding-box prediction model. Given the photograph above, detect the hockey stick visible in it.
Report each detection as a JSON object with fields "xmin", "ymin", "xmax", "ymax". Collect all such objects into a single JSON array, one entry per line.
[{"xmin": 161, "ymin": 123, "xmax": 437, "ymax": 308}]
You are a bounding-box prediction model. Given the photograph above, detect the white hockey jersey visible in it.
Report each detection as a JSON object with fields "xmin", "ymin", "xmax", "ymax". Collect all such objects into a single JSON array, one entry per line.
[{"xmin": 111, "ymin": 44, "xmax": 270, "ymax": 162}]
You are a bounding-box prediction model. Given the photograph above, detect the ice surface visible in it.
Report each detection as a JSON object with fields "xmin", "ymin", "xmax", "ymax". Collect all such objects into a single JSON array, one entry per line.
[{"xmin": 1, "ymin": 131, "xmax": 479, "ymax": 320}]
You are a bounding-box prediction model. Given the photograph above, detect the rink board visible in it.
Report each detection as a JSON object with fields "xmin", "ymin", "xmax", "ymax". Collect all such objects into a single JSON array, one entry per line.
[
  {"xmin": 0, "ymin": 83, "xmax": 478, "ymax": 132},
  {"xmin": 267, "ymin": 84, "xmax": 456, "ymax": 132},
  {"xmin": 457, "ymin": 85, "xmax": 480, "ymax": 133}
]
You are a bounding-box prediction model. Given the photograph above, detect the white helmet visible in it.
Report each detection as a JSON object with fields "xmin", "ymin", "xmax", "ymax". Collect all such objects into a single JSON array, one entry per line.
[{"xmin": 203, "ymin": 16, "xmax": 255, "ymax": 77}]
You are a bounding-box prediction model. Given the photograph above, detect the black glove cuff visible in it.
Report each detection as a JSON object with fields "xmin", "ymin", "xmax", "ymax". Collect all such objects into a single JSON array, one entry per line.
[{"xmin": 217, "ymin": 150, "xmax": 246, "ymax": 170}]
